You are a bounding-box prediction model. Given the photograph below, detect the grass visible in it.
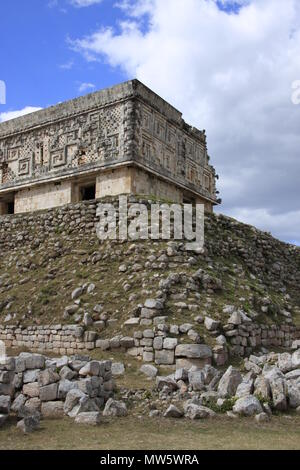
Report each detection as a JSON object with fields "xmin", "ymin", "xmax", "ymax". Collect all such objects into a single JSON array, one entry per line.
[{"xmin": 0, "ymin": 415, "xmax": 299, "ymax": 450}]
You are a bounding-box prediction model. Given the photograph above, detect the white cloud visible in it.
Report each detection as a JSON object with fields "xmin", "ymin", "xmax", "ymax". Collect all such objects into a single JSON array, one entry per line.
[
  {"xmin": 59, "ymin": 60, "xmax": 74, "ymax": 70},
  {"xmin": 0, "ymin": 106, "xmax": 42, "ymax": 123},
  {"xmin": 78, "ymin": 82, "xmax": 96, "ymax": 93},
  {"xmin": 226, "ymin": 207, "xmax": 300, "ymax": 246},
  {"xmin": 71, "ymin": 0, "xmax": 300, "ymax": 244},
  {"xmin": 69, "ymin": 0, "xmax": 103, "ymax": 7}
]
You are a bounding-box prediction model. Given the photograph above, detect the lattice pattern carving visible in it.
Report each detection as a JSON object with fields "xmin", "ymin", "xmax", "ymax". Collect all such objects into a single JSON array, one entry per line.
[{"xmin": 0, "ymin": 102, "xmax": 124, "ymax": 184}]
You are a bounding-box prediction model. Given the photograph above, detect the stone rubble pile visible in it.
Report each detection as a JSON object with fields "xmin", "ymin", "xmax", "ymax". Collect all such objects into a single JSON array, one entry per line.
[
  {"xmin": 0, "ymin": 352, "xmax": 117, "ymax": 431},
  {"xmin": 149, "ymin": 348, "xmax": 300, "ymax": 420},
  {"xmin": 0, "ymin": 357, "xmax": 14, "ymax": 427}
]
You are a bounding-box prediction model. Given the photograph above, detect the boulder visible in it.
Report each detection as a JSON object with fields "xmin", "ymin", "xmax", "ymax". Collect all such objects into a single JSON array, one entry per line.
[
  {"xmin": 0, "ymin": 382, "xmax": 14, "ymax": 396},
  {"xmin": 174, "ymin": 368, "xmax": 188, "ymax": 382},
  {"xmin": 155, "ymin": 350, "xmax": 174, "ymax": 365},
  {"xmin": 64, "ymin": 389, "xmax": 86, "ymax": 414},
  {"xmin": 23, "ymin": 382, "xmax": 39, "ymax": 398},
  {"xmin": 217, "ymin": 366, "xmax": 242, "ymax": 398},
  {"xmin": 153, "ymin": 337, "xmax": 163, "ymax": 350},
  {"xmin": 120, "ymin": 337, "xmax": 135, "ymax": 349},
  {"xmin": 156, "ymin": 376, "xmax": 177, "ymax": 391},
  {"xmin": 235, "ymin": 374, "xmax": 254, "ymax": 398},
  {"xmin": 175, "ymin": 344, "xmax": 212, "ymax": 359},
  {"xmin": 202, "ymin": 365, "xmax": 219, "ymax": 385},
  {"xmin": 184, "ymin": 404, "xmax": 216, "ymax": 420},
  {"xmin": 285, "ymin": 369, "xmax": 300, "ymax": 380},
  {"xmin": 163, "ymin": 405, "xmax": 183, "ymax": 418},
  {"xmin": 277, "ymin": 353, "xmax": 293, "ymax": 373},
  {"xmin": 78, "ymin": 376, "xmax": 102, "ymax": 397},
  {"xmin": 17, "ymin": 415, "xmax": 40, "ymax": 434},
  {"xmin": 59, "ymin": 366, "xmax": 77, "ymax": 381},
  {"xmin": 163, "ymin": 338, "xmax": 178, "ymax": 350},
  {"xmin": 38, "ymin": 369, "xmax": 60, "ymax": 387},
  {"xmin": 75, "ymin": 412, "xmax": 101, "ymax": 425},
  {"xmin": 103, "ymin": 398, "xmax": 127, "ymax": 417},
  {"xmin": 17, "ymin": 405, "xmax": 41, "ymax": 420},
  {"xmin": 204, "ymin": 317, "xmax": 220, "ymax": 331},
  {"xmin": 216, "ymin": 335, "xmax": 227, "ymax": 346},
  {"xmin": 255, "ymin": 412, "xmax": 270, "ymax": 423},
  {"xmin": 124, "ymin": 318, "xmax": 140, "ymax": 326},
  {"xmin": 95, "ymin": 339, "xmax": 110, "ymax": 350},
  {"xmin": 179, "ymin": 323, "xmax": 193, "ymax": 334},
  {"xmin": 111, "ymin": 363, "xmax": 125, "ymax": 376},
  {"xmin": 23, "ymin": 369, "xmax": 40, "ymax": 384},
  {"xmin": 41, "ymin": 401, "xmax": 64, "ymax": 418},
  {"xmin": 233, "ymin": 396, "xmax": 263, "ymax": 416},
  {"xmin": 264, "ymin": 368, "xmax": 287, "ymax": 411},
  {"xmin": 0, "ymin": 414, "xmax": 8, "ymax": 427},
  {"xmin": 287, "ymin": 382, "xmax": 300, "ymax": 408},
  {"xmin": 228, "ymin": 311, "xmax": 242, "ymax": 326},
  {"xmin": 68, "ymin": 396, "xmax": 100, "ymax": 418},
  {"xmin": 58, "ymin": 379, "xmax": 78, "ymax": 399},
  {"xmin": 254, "ymin": 375, "xmax": 271, "ymax": 400},
  {"xmin": 21, "ymin": 398, "xmax": 41, "ymax": 414},
  {"xmin": 140, "ymin": 364, "xmax": 158, "ymax": 378},
  {"xmin": 39, "ymin": 383, "xmax": 58, "ymax": 402},
  {"xmin": 188, "ymin": 369, "xmax": 205, "ymax": 391},
  {"xmin": 144, "ymin": 299, "xmax": 164, "ymax": 310},
  {"xmin": 0, "ymin": 395, "xmax": 11, "ymax": 414},
  {"xmin": 11, "ymin": 394, "xmax": 27, "ymax": 413},
  {"xmin": 79, "ymin": 361, "xmax": 100, "ymax": 377},
  {"xmin": 71, "ymin": 287, "xmax": 84, "ymax": 300},
  {"xmin": 19, "ymin": 353, "xmax": 45, "ymax": 370},
  {"xmin": 292, "ymin": 350, "xmax": 300, "ymax": 369}
]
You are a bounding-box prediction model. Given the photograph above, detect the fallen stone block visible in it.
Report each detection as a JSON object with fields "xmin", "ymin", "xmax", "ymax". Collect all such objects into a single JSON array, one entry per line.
[
  {"xmin": 163, "ymin": 405, "xmax": 183, "ymax": 418},
  {"xmin": 103, "ymin": 398, "xmax": 127, "ymax": 417},
  {"xmin": 75, "ymin": 412, "xmax": 101, "ymax": 425},
  {"xmin": 41, "ymin": 401, "xmax": 64, "ymax": 418},
  {"xmin": 17, "ymin": 415, "xmax": 40, "ymax": 434},
  {"xmin": 0, "ymin": 395, "xmax": 11, "ymax": 414},
  {"xmin": 233, "ymin": 396, "xmax": 263, "ymax": 416}
]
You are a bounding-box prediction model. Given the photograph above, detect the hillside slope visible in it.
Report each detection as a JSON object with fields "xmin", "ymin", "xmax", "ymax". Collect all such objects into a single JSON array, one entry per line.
[{"xmin": 0, "ymin": 197, "xmax": 299, "ymax": 365}]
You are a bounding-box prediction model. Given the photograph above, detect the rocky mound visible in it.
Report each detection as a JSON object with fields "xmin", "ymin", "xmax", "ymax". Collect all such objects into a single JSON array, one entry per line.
[{"xmin": 0, "ymin": 197, "xmax": 299, "ymax": 369}]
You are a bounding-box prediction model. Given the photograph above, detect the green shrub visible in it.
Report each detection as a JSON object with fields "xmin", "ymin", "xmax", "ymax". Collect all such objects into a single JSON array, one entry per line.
[{"xmin": 202, "ymin": 396, "xmax": 237, "ymax": 414}]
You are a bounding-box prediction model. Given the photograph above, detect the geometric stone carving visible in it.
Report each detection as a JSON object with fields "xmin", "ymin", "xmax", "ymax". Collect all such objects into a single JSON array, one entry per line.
[
  {"xmin": 0, "ymin": 80, "xmax": 218, "ymax": 207},
  {"xmin": 18, "ymin": 158, "xmax": 31, "ymax": 176},
  {"xmin": 51, "ymin": 152, "xmax": 67, "ymax": 168}
]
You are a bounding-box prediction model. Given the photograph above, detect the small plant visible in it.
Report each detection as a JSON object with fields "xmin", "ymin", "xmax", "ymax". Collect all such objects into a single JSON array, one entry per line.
[
  {"xmin": 143, "ymin": 390, "xmax": 152, "ymax": 400},
  {"xmin": 202, "ymin": 396, "xmax": 237, "ymax": 414},
  {"xmin": 254, "ymin": 393, "xmax": 273, "ymax": 409},
  {"xmin": 218, "ymin": 397, "xmax": 238, "ymax": 413}
]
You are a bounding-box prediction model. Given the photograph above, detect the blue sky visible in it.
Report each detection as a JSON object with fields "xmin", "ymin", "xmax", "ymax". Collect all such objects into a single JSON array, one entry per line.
[
  {"xmin": 0, "ymin": 0, "xmax": 242, "ymax": 111},
  {"xmin": 0, "ymin": 0, "xmax": 127, "ymax": 110},
  {"xmin": 0, "ymin": 0, "xmax": 299, "ymax": 245}
]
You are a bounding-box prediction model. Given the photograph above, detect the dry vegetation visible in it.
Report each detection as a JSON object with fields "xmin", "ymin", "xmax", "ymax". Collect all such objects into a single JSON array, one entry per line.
[{"xmin": 0, "ymin": 414, "xmax": 299, "ymax": 450}]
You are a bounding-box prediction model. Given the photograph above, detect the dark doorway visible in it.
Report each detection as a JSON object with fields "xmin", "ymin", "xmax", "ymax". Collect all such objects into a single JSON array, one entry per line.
[
  {"xmin": 7, "ymin": 201, "xmax": 15, "ymax": 214},
  {"xmin": 81, "ymin": 184, "xmax": 96, "ymax": 201}
]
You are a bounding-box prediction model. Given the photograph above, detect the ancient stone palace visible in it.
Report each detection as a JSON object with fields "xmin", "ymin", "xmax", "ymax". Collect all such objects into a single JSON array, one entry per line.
[{"xmin": 0, "ymin": 80, "xmax": 220, "ymax": 214}]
